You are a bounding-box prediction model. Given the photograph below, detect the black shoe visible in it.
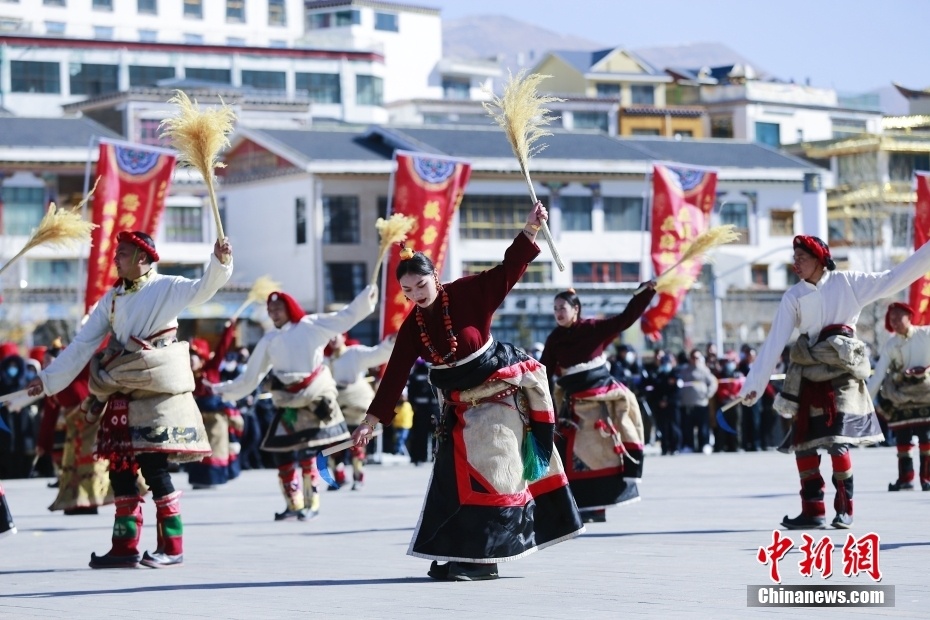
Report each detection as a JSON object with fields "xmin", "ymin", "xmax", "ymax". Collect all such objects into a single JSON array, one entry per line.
[
  {"xmin": 140, "ymin": 550, "xmax": 183, "ymax": 568},
  {"xmin": 580, "ymin": 509, "xmax": 606, "ymax": 523},
  {"xmin": 64, "ymin": 506, "xmax": 98, "ymax": 515},
  {"xmin": 89, "ymin": 552, "xmax": 140, "ymax": 569},
  {"xmin": 888, "ymin": 481, "xmax": 915, "ymax": 491},
  {"xmin": 923, "ymin": 482, "xmax": 930, "ymax": 492},
  {"xmin": 47, "ymin": 480, "xmax": 60, "ymax": 489},
  {"xmin": 447, "ymin": 562, "xmax": 499, "ymax": 581},
  {"xmin": 781, "ymin": 513, "xmax": 826, "ymax": 530},
  {"xmin": 427, "ymin": 560, "xmax": 450, "ymax": 580},
  {"xmin": 274, "ymin": 508, "xmax": 309, "ymax": 521},
  {"xmin": 831, "ymin": 513, "xmax": 853, "ymax": 529},
  {"xmin": 616, "ymin": 481, "xmax": 641, "ymax": 506}
]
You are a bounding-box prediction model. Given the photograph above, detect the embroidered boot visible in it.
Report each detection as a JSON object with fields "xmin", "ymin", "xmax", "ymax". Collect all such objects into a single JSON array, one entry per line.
[
  {"xmin": 782, "ymin": 455, "xmax": 825, "ymax": 529},
  {"xmin": 300, "ymin": 457, "xmax": 320, "ymax": 519},
  {"xmin": 830, "ymin": 452, "xmax": 854, "ymax": 529},
  {"xmin": 351, "ymin": 444, "xmax": 366, "ymax": 491},
  {"xmin": 89, "ymin": 495, "xmax": 142, "ymax": 568},
  {"xmin": 274, "ymin": 465, "xmax": 307, "ymax": 520},
  {"xmin": 0, "ymin": 483, "xmax": 16, "ymax": 540},
  {"xmin": 141, "ymin": 491, "xmax": 184, "ymax": 568},
  {"xmin": 888, "ymin": 446, "xmax": 914, "ymax": 491}
]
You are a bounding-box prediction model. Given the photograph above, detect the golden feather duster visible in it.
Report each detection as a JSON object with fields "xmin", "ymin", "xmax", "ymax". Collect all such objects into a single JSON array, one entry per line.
[
  {"xmin": 637, "ymin": 225, "xmax": 740, "ymax": 295},
  {"xmin": 0, "ymin": 203, "xmax": 97, "ymax": 276},
  {"xmin": 230, "ymin": 274, "xmax": 282, "ymax": 321},
  {"xmin": 371, "ymin": 214, "xmax": 417, "ymax": 286}
]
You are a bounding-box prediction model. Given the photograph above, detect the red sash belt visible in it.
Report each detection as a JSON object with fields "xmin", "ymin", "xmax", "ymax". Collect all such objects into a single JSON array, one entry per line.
[
  {"xmin": 284, "ymin": 365, "xmax": 324, "ymax": 394},
  {"xmin": 795, "ymin": 324, "xmax": 853, "ymax": 442}
]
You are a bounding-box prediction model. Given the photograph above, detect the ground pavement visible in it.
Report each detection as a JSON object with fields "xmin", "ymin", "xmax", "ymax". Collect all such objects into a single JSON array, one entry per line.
[{"xmin": 0, "ymin": 445, "xmax": 927, "ymax": 619}]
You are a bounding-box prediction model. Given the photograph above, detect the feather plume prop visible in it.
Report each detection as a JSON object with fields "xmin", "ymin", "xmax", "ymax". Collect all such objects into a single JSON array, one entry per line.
[
  {"xmin": 0, "ymin": 202, "xmax": 97, "ymax": 277},
  {"xmin": 636, "ymin": 225, "xmax": 740, "ymax": 294},
  {"xmin": 371, "ymin": 214, "xmax": 417, "ymax": 286},
  {"xmin": 160, "ymin": 90, "xmax": 236, "ymax": 245},
  {"xmin": 654, "ymin": 271, "xmax": 696, "ymax": 295},
  {"xmin": 483, "ymin": 70, "xmax": 566, "ymax": 271},
  {"xmin": 229, "ymin": 274, "xmax": 281, "ymax": 321}
]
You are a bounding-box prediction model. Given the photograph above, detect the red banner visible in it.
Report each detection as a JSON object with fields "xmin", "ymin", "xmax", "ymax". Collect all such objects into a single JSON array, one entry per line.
[
  {"xmin": 380, "ymin": 152, "xmax": 472, "ymax": 338},
  {"xmin": 85, "ymin": 141, "xmax": 176, "ymax": 311},
  {"xmin": 909, "ymin": 172, "xmax": 930, "ymax": 325},
  {"xmin": 641, "ymin": 163, "xmax": 718, "ymax": 340}
]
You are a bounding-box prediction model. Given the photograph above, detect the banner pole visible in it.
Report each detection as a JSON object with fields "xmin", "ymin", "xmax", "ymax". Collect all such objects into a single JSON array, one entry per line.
[{"xmin": 75, "ymin": 135, "xmax": 98, "ymax": 328}]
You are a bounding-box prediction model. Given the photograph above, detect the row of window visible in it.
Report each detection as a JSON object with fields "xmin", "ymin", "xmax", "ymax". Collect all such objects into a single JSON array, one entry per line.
[
  {"xmin": 38, "ymin": 0, "xmax": 288, "ymax": 26},
  {"xmin": 306, "ymin": 9, "xmax": 398, "ymax": 32},
  {"xmin": 8, "ymin": 60, "xmax": 383, "ymax": 104},
  {"xmin": 594, "ymin": 83, "xmax": 655, "ymax": 104}
]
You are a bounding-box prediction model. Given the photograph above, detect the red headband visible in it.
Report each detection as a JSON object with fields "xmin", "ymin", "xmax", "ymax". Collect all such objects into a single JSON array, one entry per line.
[
  {"xmin": 189, "ymin": 337, "xmax": 211, "ymax": 360},
  {"xmin": 267, "ymin": 291, "xmax": 306, "ymax": 324},
  {"xmin": 116, "ymin": 231, "xmax": 160, "ymax": 263},
  {"xmin": 885, "ymin": 302, "xmax": 915, "ymax": 332},
  {"xmin": 793, "ymin": 235, "xmax": 831, "ymax": 268}
]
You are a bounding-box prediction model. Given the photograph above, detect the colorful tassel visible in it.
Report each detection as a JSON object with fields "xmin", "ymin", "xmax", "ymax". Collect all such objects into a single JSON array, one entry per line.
[{"xmin": 522, "ymin": 427, "xmax": 549, "ymax": 482}]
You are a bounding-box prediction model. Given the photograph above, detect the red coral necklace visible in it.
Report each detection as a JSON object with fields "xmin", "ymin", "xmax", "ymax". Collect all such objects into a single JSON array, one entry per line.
[{"xmin": 415, "ymin": 284, "xmax": 457, "ymax": 364}]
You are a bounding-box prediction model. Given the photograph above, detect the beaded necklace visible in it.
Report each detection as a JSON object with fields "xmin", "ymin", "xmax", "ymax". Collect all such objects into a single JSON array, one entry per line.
[{"xmin": 415, "ymin": 283, "xmax": 457, "ymax": 364}]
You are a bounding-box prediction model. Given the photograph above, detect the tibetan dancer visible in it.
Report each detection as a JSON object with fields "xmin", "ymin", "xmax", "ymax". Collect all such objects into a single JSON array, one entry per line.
[
  {"xmin": 213, "ymin": 285, "xmax": 377, "ymax": 520},
  {"xmin": 739, "ymin": 234, "xmax": 930, "ymax": 530},
  {"xmin": 187, "ymin": 322, "xmax": 243, "ymax": 489},
  {"xmin": 352, "ymin": 202, "xmax": 583, "ymax": 582},
  {"xmin": 27, "ymin": 231, "xmax": 233, "ymax": 568},
  {"xmin": 540, "ymin": 284, "xmax": 655, "ymax": 523},
  {"xmin": 326, "ymin": 333, "xmax": 394, "ymax": 490},
  {"xmin": 867, "ymin": 303, "xmax": 930, "ymax": 492}
]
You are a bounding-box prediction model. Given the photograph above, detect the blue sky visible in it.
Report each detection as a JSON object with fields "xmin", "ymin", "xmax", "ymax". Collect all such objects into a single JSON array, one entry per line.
[{"xmin": 431, "ymin": 0, "xmax": 927, "ymax": 94}]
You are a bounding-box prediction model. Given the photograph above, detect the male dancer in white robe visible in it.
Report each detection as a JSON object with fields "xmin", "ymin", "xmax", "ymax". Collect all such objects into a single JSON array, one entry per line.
[
  {"xmin": 28, "ymin": 231, "xmax": 233, "ymax": 568},
  {"xmin": 212, "ymin": 285, "xmax": 377, "ymax": 520}
]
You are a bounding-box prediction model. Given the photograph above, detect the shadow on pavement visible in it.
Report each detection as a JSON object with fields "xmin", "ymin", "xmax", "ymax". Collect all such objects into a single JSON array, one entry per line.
[{"xmin": 582, "ymin": 528, "xmax": 768, "ymax": 538}]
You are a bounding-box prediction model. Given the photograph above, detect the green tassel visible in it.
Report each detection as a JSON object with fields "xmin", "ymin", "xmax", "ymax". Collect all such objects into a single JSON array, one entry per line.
[{"xmin": 522, "ymin": 428, "xmax": 549, "ymax": 482}]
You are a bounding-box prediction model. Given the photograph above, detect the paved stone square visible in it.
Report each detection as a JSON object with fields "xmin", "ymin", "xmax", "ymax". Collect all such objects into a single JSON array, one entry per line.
[{"xmin": 1, "ymin": 446, "xmax": 926, "ymax": 618}]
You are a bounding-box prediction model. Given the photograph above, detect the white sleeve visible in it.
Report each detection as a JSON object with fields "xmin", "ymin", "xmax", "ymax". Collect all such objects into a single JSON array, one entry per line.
[
  {"xmin": 867, "ymin": 339, "xmax": 894, "ymax": 400},
  {"xmin": 38, "ymin": 294, "xmax": 112, "ymax": 395},
  {"xmin": 353, "ymin": 339, "xmax": 395, "ymax": 369},
  {"xmin": 214, "ymin": 335, "xmax": 272, "ymax": 402},
  {"xmin": 310, "ymin": 285, "xmax": 377, "ymax": 336},
  {"xmin": 850, "ymin": 240, "xmax": 930, "ymax": 307},
  {"xmin": 740, "ymin": 293, "xmax": 799, "ymax": 400}
]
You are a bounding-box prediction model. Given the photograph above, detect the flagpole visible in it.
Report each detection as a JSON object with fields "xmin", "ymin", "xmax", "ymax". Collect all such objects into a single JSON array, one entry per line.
[
  {"xmin": 639, "ymin": 167, "xmax": 653, "ymax": 283},
  {"xmin": 378, "ymin": 151, "xmax": 399, "ymax": 342},
  {"xmin": 75, "ymin": 135, "xmax": 98, "ymax": 331}
]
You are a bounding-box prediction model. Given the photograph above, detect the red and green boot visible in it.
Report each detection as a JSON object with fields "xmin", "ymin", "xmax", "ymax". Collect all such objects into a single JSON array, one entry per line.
[
  {"xmin": 89, "ymin": 495, "xmax": 143, "ymax": 568},
  {"xmin": 141, "ymin": 491, "xmax": 183, "ymax": 568}
]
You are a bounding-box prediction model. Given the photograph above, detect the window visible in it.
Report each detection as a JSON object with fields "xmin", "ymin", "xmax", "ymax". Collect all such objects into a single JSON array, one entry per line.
[
  {"xmin": 159, "ymin": 264, "xmax": 203, "ymax": 279},
  {"xmin": 595, "ymin": 82, "xmax": 620, "ymax": 98},
  {"xmin": 441, "ymin": 76, "xmax": 470, "ymax": 100},
  {"xmin": 11, "ymin": 61, "xmax": 60, "ymax": 93},
  {"xmin": 45, "ymin": 21, "xmax": 65, "ymax": 35},
  {"xmin": 785, "ymin": 265, "xmax": 800, "ymax": 286},
  {"xmin": 711, "ymin": 115, "xmax": 733, "ymax": 139},
  {"xmin": 92, "ymin": 0, "xmax": 112, "ymax": 10},
  {"xmin": 93, "ymin": 26, "xmax": 114, "ymax": 40},
  {"xmin": 674, "ymin": 130, "xmax": 693, "ymax": 138},
  {"xmin": 631, "ymin": 84, "xmax": 655, "ymax": 105},
  {"xmin": 69, "ymin": 63, "xmax": 118, "ymax": 95},
  {"xmin": 164, "ymin": 205, "xmax": 203, "ymax": 242},
  {"xmin": 325, "ymin": 263, "xmax": 366, "ymax": 304},
  {"xmin": 44, "ymin": 0, "xmax": 66, "ymax": 5},
  {"xmin": 139, "ymin": 118, "xmax": 170, "ymax": 146},
  {"xmin": 296, "ymin": 73, "xmax": 341, "ymax": 103},
  {"xmin": 573, "ymin": 112, "xmax": 608, "ymax": 132},
  {"xmin": 769, "ymin": 210, "xmax": 795, "ymax": 237},
  {"xmin": 560, "ymin": 196, "xmax": 593, "ymax": 231},
  {"xmin": 755, "ymin": 121, "xmax": 780, "ymax": 147},
  {"xmin": 184, "ymin": 0, "xmax": 202, "ymax": 19},
  {"xmin": 831, "ymin": 117, "xmax": 868, "ymax": 139},
  {"xmin": 226, "ymin": 0, "xmax": 244, "ymax": 22},
  {"xmin": 0, "ymin": 186, "xmax": 45, "ymax": 235},
  {"xmin": 572, "ymin": 262, "xmax": 640, "ymax": 284},
  {"xmin": 241, "ymin": 70, "xmax": 286, "ymax": 91},
  {"xmin": 464, "ymin": 261, "xmax": 552, "ymax": 285},
  {"xmin": 269, "ymin": 39, "xmax": 286, "ymax": 48},
  {"xmin": 603, "ymin": 196, "xmax": 643, "ymax": 231},
  {"xmin": 307, "ymin": 13, "xmax": 330, "ymax": 29},
  {"xmin": 186, "ymin": 68, "xmax": 231, "ymax": 84},
  {"xmin": 137, "ymin": 0, "xmax": 157, "ymax": 14},
  {"xmin": 28, "ymin": 259, "xmax": 79, "ymax": 288},
  {"xmin": 460, "ymin": 195, "xmax": 539, "ymax": 240},
  {"xmin": 322, "ymin": 196, "xmax": 359, "ymax": 244},
  {"xmin": 374, "ymin": 11, "xmax": 398, "ymax": 32},
  {"xmin": 720, "ymin": 202, "xmax": 749, "ymax": 243},
  {"xmin": 295, "ymin": 197, "xmax": 307, "ymax": 245},
  {"xmin": 184, "ymin": 33, "xmax": 204, "ymax": 45},
  {"xmin": 227, "ymin": 37, "xmax": 245, "ymax": 46},
  {"xmin": 356, "ymin": 75, "xmax": 383, "ymax": 106},
  {"xmin": 334, "ymin": 10, "xmax": 360, "ymax": 26},
  {"xmin": 631, "ymin": 128, "xmax": 660, "ymax": 136},
  {"xmin": 891, "ymin": 212, "xmax": 911, "ymax": 248},
  {"xmin": 129, "ymin": 65, "xmax": 175, "ymax": 87},
  {"xmin": 890, "ymin": 153, "xmax": 930, "ymax": 183},
  {"xmin": 308, "ymin": 10, "xmax": 359, "ymax": 28},
  {"xmin": 139, "ymin": 29, "xmax": 157, "ymax": 42},
  {"xmin": 751, "ymin": 265, "xmax": 769, "ymax": 287},
  {"xmin": 268, "ymin": 0, "xmax": 286, "ymax": 26}
]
